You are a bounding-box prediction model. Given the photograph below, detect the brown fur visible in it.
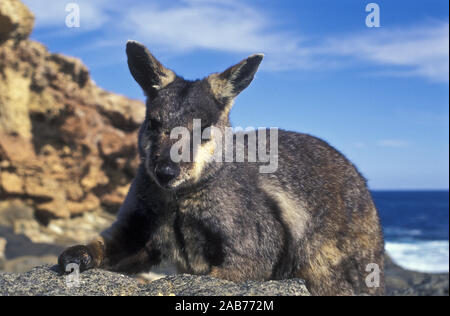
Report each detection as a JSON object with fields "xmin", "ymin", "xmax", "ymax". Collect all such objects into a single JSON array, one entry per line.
[{"xmin": 58, "ymin": 42, "xmax": 385, "ymax": 296}]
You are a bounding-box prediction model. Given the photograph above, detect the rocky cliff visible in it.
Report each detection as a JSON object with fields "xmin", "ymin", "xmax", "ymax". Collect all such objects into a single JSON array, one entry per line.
[{"xmin": 0, "ymin": 0, "xmax": 145, "ymax": 226}]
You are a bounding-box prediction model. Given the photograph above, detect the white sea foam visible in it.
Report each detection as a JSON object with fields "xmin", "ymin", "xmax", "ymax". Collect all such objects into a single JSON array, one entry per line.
[{"xmin": 385, "ymin": 240, "xmax": 449, "ymax": 273}]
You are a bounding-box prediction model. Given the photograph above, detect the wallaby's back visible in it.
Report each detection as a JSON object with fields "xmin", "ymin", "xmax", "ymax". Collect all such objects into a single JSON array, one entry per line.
[{"xmin": 253, "ymin": 130, "xmax": 384, "ymax": 295}]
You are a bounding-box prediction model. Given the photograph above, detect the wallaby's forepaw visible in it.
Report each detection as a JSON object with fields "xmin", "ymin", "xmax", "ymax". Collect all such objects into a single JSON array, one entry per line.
[{"xmin": 58, "ymin": 245, "xmax": 95, "ymax": 274}]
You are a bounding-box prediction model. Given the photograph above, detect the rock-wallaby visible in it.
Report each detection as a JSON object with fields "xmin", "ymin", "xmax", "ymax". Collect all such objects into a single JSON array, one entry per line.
[{"xmin": 59, "ymin": 41, "xmax": 384, "ymax": 296}]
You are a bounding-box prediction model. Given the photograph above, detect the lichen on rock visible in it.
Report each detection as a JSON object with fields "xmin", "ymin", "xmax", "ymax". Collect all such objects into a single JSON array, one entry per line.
[{"xmin": 0, "ymin": 265, "xmax": 311, "ymax": 296}]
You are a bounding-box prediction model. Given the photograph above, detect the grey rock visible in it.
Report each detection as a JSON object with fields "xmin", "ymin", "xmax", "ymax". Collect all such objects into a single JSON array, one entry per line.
[
  {"xmin": 146, "ymin": 274, "xmax": 310, "ymax": 296},
  {"xmin": 0, "ymin": 226, "xmax": 64, "ymax": 260},
  {"xmin": 0, "ymin": 265, "xmax": 142, "ymax": 296},
  {"xmin": 385, "ymin": 255, "xmax": 449, "ymax": 296},
  {"xmin": 0, "ymin": 201, "xmax": 34, "ymax": 228},
  {"xmin": 0, "ymin": 265, "xmax": 310, "ymax": 296},
  {"xmin": 1, "ymin": 255, "xmax": 57, "ymax": 273}
]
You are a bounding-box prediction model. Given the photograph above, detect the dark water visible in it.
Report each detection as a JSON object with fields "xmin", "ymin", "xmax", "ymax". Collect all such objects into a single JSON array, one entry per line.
[
  {"xmin": 372, "ymin": 190, "xmax": 449, "ymax": 242},
  {"xmin": 371, "ymin": 190, "xmax": 449, "ymax": 272}
]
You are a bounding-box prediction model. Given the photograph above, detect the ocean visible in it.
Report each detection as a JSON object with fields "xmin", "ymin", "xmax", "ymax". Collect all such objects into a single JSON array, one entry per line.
[{"xmin": 372, "ymin": 190, "xmax": 449, "ymax": 273}]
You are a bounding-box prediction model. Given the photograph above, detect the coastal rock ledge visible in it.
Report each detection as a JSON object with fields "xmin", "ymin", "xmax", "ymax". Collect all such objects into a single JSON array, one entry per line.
[{"xmin": 0, "ymin": 265, "xmax": 310, "ymax": 296}]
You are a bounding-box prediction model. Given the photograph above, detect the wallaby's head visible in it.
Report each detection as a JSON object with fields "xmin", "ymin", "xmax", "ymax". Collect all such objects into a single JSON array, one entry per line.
[{"xmin": 127, "ymin": 41, "xmax": 263, "ymax": 190}]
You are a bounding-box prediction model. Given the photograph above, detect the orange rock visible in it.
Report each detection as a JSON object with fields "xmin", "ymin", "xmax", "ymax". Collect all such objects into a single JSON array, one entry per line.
[
  {"xmin": 67, "ymin": 193, "xmax": 101, "ymax": 216},
  {"xmin": 0, "ymin": 0, "xmax": 34, "ymax": 43},
  {"xmin": 0, "ymin": 171, "xmax": 24, "ymax": 194},
  {"xmin": 0, "ymin": 0, "xmax": 145, "ymax": 220},
  {"xmin": 0, "ymin": 134, "xmax": 36, "ymax": 162}
]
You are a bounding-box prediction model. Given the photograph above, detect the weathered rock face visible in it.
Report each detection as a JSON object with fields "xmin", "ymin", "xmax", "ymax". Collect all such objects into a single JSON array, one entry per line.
[
  {"xmin": 0, "ymin": 0, "xmax": 145, "ymax": 222},
  {"xmin": 0, "ymin": 0, "xmax": 34, "ymax": 43},
  {"xmin": 0, "ymin": 265, "xmax": 311, "ymax": 296},
  {"xmin": 384, "ymin": 255, "xmax": 449, "ymax": 296}
]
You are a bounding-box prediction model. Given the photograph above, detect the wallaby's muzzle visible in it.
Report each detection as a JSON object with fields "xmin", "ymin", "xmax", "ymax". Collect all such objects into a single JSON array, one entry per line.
[{"xmin": 155, "ymin": 161, "xmax": 180, "ymax": 186}]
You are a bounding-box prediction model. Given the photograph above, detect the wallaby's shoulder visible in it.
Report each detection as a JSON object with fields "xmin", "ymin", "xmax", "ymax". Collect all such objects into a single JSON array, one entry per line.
[
  {"xmin": 260, "ymin": 129, "xmax": 369, "ymax": 201},
  {"xmin": 267, "ymin": 129, "xmax": 362, "ymax": 175},
  {"xmin": 278, "ymin": 130, "xmax": 346, "ymax": 159}
]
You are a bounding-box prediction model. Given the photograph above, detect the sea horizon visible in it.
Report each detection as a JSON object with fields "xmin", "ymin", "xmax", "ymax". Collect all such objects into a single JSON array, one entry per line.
[
  {"xmin": 371, "ymin": 190, "xmax": 449, "ymax": 274},
  {"xmin": 371, "ymin": 189, "xmax": 449, "ymax": 192}
]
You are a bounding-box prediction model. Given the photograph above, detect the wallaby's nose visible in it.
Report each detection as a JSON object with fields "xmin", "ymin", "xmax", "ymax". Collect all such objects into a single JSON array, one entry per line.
[{"xmin": 155, "ymin": 162, "xmax": 180, "ymax": 185}]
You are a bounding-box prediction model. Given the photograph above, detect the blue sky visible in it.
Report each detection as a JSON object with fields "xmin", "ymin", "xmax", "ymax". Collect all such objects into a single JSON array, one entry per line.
[{"xmin": 23, "ymin": 0, "xmax": 449, "ymax": 190}]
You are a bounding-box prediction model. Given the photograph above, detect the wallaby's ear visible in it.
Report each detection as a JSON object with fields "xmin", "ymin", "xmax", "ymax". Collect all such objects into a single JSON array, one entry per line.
[
  {"xmin": 126, "ymin": 40, "xmax": 175, "ymax": 95},
  {"xmin": 208, "ymin": 53, "xmax": 264, "ymax": 102}
]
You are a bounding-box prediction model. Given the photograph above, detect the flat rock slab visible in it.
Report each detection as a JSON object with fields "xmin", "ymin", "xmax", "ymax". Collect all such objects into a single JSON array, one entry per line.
[
  {"xmin": 148, "ymin": 274, "xmax": 310, "ymax": 296},
  {"xmin": 0, "ymin": 265, "xmax": 310, "ymax": 296}
]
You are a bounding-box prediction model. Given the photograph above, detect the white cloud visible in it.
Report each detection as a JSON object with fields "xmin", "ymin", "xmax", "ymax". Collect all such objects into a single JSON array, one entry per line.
[
  {"xmin": 324, "ymin": 22, "xmax": 449, "ymax": 83},
  {"xmin": 377, "ymin": 139, "xmax": 410, "ymax": 148},
  {"xmin": 123, "ymin": 3, "xmax": 266, "ymax": 52},
  {"xmin": 118, "ymin": 0, "xmax": 313, "ymax": 68},
  {"xmin": 119, "ymin": 3, "xmax": 449, "ymax": 81},
  {"xmin": 22, "ymin": 0, "xmax": 110, "ymax": 30},
  {"xmin": 24, "ymin": 0, "xmax": 449, "ymax": 82}
]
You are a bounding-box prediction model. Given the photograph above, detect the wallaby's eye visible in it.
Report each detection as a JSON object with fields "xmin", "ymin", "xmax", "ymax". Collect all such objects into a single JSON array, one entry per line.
[
  {"xmin": 200, "ymin": 123, "xmax": 208, "ymax": 133},
  {"xmin": 201, "ymin": 125, "xmax": 212, "ymax": 141},
  {"xmin": 148, "ymin": 119, "xmax": 162, "ymax": 132}
]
